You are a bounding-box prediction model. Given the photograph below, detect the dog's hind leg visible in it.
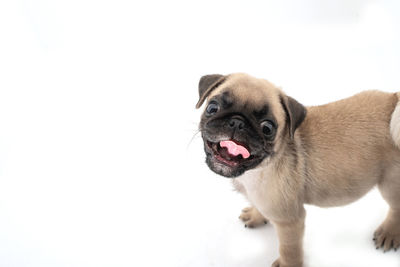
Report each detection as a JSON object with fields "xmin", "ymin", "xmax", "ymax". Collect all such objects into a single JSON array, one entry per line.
[
  {"xmin": 376, "ymin": 93, "xmax": 400, "ymax": 251},
  {"xmin": 374, "ymin": 163, "xmax": 400, "ymax": 252}
]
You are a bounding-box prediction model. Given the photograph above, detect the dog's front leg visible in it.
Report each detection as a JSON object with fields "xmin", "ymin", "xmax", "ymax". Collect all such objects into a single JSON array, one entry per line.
[{"xmin": 271, "ymin": 211, "xmax": 305, "ymax": 267}]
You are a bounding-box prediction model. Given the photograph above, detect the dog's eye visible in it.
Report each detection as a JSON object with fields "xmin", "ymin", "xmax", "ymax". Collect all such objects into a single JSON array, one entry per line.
[
  {"xmin": 206, "ymin": 101, "xmax": 219, "ymax": 115},
  {"xmin": 261, "ymin": 120, "xmax": 275, "ymax": 136}
]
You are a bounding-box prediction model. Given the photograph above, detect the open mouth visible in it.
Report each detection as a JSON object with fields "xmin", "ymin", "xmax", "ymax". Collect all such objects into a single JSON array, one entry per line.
[{"xmin": 206, "ymin": 139, "xmax": 254, "ymax": 167}]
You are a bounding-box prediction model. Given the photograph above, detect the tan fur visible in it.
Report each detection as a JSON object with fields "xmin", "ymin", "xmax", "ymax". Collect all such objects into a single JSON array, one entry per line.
[{"xmin": 205, "ymin": 73, "xmax": 400, "ymax": 267}]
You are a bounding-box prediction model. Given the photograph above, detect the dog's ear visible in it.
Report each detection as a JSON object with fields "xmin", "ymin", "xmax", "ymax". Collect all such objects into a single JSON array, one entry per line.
[
  {"xmin": 280, "ymin": 95, "xmax": 307, "ymax": 139},
  {"xmin": 196, "ymin": 74, "xmax": 226, "ymax": 109}
]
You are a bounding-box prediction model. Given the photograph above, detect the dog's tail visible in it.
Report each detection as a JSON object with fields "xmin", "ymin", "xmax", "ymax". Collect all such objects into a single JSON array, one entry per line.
[{"xmin": 390, "ymin": 92, "xmax": 400, "ymax": 148}]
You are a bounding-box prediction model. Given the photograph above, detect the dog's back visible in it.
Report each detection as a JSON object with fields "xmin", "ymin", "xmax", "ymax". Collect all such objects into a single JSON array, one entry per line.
[{"xmin": 299, "ymin": 90, "xmax": 400, "ymax": 206}]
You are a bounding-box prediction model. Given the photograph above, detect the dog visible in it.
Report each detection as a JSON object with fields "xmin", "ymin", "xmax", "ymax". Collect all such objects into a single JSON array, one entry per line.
[{"xmin": 196, "ymin": 73, "xmax": 400, "ymax": 267}]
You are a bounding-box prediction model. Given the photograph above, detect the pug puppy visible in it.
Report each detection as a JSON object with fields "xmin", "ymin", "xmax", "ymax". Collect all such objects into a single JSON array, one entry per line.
[{"xmin": 196, "ymin": 73, "xmax": 400, "ymax": 267}]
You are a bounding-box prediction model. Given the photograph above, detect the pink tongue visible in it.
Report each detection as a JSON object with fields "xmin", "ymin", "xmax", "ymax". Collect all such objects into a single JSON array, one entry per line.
[{"xmin": 220, "ymin": 140, "xmax": 250, "ymax": 159}]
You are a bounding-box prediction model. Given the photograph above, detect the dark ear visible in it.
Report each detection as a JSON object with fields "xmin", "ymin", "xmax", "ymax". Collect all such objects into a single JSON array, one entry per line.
[
  {"xmin": 280, "ymin": 95, "xmax": 307, "ymax": 139},
  {"xmin": 195, "ymin": 74, "xmax": 226, "ymax": 109}
]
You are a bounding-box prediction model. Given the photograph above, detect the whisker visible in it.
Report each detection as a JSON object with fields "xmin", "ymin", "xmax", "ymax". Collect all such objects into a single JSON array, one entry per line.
[{"xmin": 187, "ymin": 129, "xmax": 202, "ymax": 150}]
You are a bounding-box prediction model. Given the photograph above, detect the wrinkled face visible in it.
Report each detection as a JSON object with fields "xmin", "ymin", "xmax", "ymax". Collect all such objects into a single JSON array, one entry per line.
[
  {"xmin": 197, "ymin": 74, "xmax": 306, "ymax": 178},
  {"xmin": 197, "ymin": 73, "xmax": 291, "ymax": 178},
  {"xmin": 199, "ymin": 90, "xmax": 279, "ymax": 177}
]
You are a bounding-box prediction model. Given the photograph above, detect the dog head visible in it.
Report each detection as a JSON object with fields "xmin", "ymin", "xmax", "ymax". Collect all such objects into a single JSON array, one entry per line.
[{"xmin": 196, "ymin": 73, "xmax": 306, "ymax": 178}]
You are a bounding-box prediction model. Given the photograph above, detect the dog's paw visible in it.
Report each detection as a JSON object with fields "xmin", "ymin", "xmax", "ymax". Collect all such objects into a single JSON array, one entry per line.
[
  {"xmin": 373, "ymin": 225, "xmax": 400, "ymax": 252},
  {"xmin": 239, "ymin": 206, "xmax": 268, "ymax": 228},
  {"xmin": 271, "ymin": 258, "xmax": 303, "ymax": 267}
]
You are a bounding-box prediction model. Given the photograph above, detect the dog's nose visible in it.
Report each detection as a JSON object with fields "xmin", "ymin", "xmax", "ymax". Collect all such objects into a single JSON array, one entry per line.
[{"xmin": 228, "ymin": 117, "xmax": 245, "ymax": 130}]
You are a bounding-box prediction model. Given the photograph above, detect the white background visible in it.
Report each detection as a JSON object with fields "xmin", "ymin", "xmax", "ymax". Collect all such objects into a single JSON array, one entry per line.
[{"xmin": 1, "ymin": 0, "xmax": 400, "ymax": 266}]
